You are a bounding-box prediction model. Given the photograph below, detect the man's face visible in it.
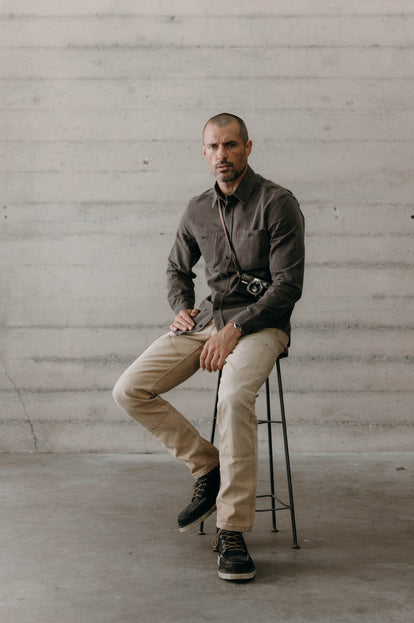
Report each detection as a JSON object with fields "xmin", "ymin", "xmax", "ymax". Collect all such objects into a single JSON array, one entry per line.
[{"xmin": 203, "ymin": 121, "xmax": 252, "ymax": 185}]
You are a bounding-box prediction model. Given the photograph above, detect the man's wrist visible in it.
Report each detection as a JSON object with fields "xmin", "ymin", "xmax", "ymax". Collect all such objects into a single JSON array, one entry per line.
[{"xmin": 232, "ymin": 321, "xmax": 243, "ymax": 335}]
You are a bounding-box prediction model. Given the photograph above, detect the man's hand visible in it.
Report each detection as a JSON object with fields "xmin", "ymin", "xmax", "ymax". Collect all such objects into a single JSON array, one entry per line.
[
  {"xmin": 200, "ymin": 322, "xmax": 242, "ymax": 372},
  {"xmin": 170, "ymin": 309, "xmax": 199, "ymax": 332}
]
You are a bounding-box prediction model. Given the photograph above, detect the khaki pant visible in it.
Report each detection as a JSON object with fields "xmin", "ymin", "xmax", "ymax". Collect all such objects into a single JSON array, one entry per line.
[{"xmin": 112, "ymin": 320, "xmax": 289, "ymax": 532}]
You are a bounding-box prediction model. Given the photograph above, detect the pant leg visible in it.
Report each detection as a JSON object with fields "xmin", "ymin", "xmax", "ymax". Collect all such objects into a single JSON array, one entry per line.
[
  {"xmin": 112, "ymin": 321, "xmax": 219, "ymax": 478},
  {"xmin": 215, "ymin": 327, "xmax": 289, "ymax": 532}
]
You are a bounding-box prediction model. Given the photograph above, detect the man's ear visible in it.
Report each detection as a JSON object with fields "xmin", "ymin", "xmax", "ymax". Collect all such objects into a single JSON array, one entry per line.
[{"xmin": 245, "ymin": 140, "xmax": 253, "ymax": 156}]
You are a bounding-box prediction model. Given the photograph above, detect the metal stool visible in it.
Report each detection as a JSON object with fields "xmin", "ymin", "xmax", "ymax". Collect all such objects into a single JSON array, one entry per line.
[{"xmin": 199, "ymin": 349, "xmax": 300, "ymax": 549}]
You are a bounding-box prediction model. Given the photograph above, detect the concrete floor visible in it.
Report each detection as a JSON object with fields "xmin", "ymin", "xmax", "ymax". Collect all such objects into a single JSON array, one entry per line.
[{"xmin": 1, "ymin": 453, "xmax": 413, "ymax": 623}]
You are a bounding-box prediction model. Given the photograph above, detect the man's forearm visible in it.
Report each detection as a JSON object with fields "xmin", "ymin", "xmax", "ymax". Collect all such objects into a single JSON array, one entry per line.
[
  {"xmin": 231, "ymin": 279, "xmax": 303, "ymax": 335},
  {"xmin": 166, "ymin": 265, "xmax": 196, "ymax": 313},
  {"xmin": 232, "ymin": 205, "xmax": 305, "ymax": 334}
]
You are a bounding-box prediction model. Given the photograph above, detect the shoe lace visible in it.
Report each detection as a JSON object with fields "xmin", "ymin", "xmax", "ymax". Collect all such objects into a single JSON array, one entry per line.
[
  {"xmin": 192, "ymin": 474, "xmax": 208, "ymax": 499},
  {"xmin": 211, "ymin": 529, "xmax": 245, "ymax": 552}
]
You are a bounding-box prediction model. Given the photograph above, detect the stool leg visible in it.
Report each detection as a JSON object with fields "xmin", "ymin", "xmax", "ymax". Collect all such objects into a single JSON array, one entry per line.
[
  {"xmin": 209, "ymin": 369, "xmax": 222, "ymax": 446},
  {"xmin": 265, "ymin": 377, "xmax": 278, "ymax": 532},
  {"xmin": 199, "ymin": 370, "xmax": 222, "ymax": 535},
  {"xmin": 276, "ymin": 358, "xmax": 300, "ymax": 549}
]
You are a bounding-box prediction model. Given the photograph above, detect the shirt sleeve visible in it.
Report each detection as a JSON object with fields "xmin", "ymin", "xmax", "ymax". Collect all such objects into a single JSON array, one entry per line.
[
  {"xmin": 166, "ymin": 207, "xmax": 201, "ymax": 314},
  {"xmin": 231, "ymin": 193, "xmax": 305, "ymax": 334}
]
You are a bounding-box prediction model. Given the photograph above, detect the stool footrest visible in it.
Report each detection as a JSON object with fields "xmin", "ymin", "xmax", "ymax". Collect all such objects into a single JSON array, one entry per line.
[
  {"xmin": 257, "ymin": 419, "xmax": 283, "ymax": 424},
  {"xmin": 256, "ymin": 493, "xmax": 291, "ymax": 508},
  {"xmin": 256, "ymin": 506, "xmax": 291, "ymax": 513}
]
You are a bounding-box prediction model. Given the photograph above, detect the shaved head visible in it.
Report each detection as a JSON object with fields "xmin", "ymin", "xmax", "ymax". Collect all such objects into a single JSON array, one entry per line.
[{"xmin": 203, "ymin": 113, "xmax": 249, "ymax": 144}]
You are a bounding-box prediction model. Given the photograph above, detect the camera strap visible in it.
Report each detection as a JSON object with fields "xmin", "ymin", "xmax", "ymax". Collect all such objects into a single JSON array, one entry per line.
[{"xmin": 217, "ymin": 197, "xmax": 242, "ymax": 277}]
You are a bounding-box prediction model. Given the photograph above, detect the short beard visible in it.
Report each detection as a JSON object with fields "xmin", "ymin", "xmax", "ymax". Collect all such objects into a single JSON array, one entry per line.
[{"xmin": 214, "ymin": 163, "xmax": 245, "ymax": 183}]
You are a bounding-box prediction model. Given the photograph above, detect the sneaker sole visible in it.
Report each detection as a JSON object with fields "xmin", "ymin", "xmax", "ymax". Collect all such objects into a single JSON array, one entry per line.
[
  {"xmin": 217, "ymin": 569, "xmax": 256, "ymax": 581},
  {"xmin": 178, "ymin": 504, "xmax": 216, "ymax": 533},
  {"xmin": 217, "ymin": 556, "xmax": 256, "ymax": 581}
]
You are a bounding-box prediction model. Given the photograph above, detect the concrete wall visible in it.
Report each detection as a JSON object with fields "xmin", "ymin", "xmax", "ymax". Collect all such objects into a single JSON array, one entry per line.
[{"xmin": 1, "ymin": 1, "xmax": 413, "ymax": 453}]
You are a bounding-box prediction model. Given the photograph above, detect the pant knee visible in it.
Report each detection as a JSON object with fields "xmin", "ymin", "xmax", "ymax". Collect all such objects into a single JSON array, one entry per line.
[
  {"xmin": 219, "ymin": 386, "xmax": 256, "ymax": 416},
  {"xmin": 217, "ymin": 387, "xmax": 258, "ymax": 452},
  {"xmin": 112, "ymin": 375, "xmax": 150, "ymax": 411},
  {"xmin": 112, "ymin": 377, "xmax": 128, "ymax": 409}
]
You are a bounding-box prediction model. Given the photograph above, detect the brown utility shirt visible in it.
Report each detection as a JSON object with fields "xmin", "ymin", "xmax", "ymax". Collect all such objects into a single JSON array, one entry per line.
[{"xmin": 167, "ymin": 166, "xmax": 305, "ymax": 339}]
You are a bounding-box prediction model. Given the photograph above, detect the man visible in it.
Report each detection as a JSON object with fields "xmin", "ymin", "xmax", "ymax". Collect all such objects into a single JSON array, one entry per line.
[{"xmin": 113, "ymin": 113, "xmax": 305, "ymax": 581}]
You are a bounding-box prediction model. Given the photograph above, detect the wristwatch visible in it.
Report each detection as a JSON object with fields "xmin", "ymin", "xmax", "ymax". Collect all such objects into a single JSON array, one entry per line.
[{"xmin": 233, "ymin": 322, "xmax": 243, "ymax": 334}]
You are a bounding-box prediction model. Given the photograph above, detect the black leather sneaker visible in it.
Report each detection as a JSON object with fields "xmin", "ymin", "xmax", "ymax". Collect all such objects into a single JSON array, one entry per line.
[
  {"xmin": 212, "ymin": 529, "xmax": 256, "ymax": 581},
  {"xmin": 177, "ymin": 465, "xmax": 220, "ymax": 533}
]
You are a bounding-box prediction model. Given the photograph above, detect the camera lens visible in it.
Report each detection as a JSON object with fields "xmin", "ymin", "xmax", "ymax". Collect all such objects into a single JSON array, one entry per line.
[{"xmin": 247, "ymin": 280, "xmax": 262, "ymax": 295}]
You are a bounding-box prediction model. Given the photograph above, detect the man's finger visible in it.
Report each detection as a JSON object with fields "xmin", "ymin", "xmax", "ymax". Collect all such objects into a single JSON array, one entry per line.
[
  {"xmin": 180, "ymin": 310, "xmax": 196, "ymax": 328},
  {"xmin": 210, "ymin": 354, "xmax": 220, "ymax": 372},
  {"xmin": 171, "ymin": 309, "xmax": 196, "ymax": 332},
  {"xmin": 199, "ymin": 344, "xmax": 207, "ymax": 370},
  {"xmin": 217, "ymin": 352, "xmax": 227, "ymax": 370},
  {"xmin": 200, "ymin": 342, "xmax": 214, "ymax": 372}
]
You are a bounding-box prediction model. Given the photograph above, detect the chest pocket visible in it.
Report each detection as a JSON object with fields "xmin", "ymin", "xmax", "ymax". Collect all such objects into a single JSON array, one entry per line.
[
  {"xmin": 194, "ymin": 231, "xmax": 223, "ymax": 267},
  {"xmin": 233, "ymin": 229, "xmax": 269, "ymax": 271}
]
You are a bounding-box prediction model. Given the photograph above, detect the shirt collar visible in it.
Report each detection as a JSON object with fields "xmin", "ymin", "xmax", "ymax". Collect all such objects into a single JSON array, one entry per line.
[{"xmin": 213, "ymin": 166, "xmax": 257, "ymax": 207}]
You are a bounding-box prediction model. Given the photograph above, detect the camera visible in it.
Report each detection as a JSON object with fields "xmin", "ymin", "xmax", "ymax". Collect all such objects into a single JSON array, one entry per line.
[{"xmin": 236, "ymin": 273, "xmax": 271, "ymax": 299}]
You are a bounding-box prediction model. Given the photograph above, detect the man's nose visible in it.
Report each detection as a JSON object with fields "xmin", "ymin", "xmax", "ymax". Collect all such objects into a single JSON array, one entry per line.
[{"xmin": 217, "ymin": 145, "xmax": 227, "ymax": 159}]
